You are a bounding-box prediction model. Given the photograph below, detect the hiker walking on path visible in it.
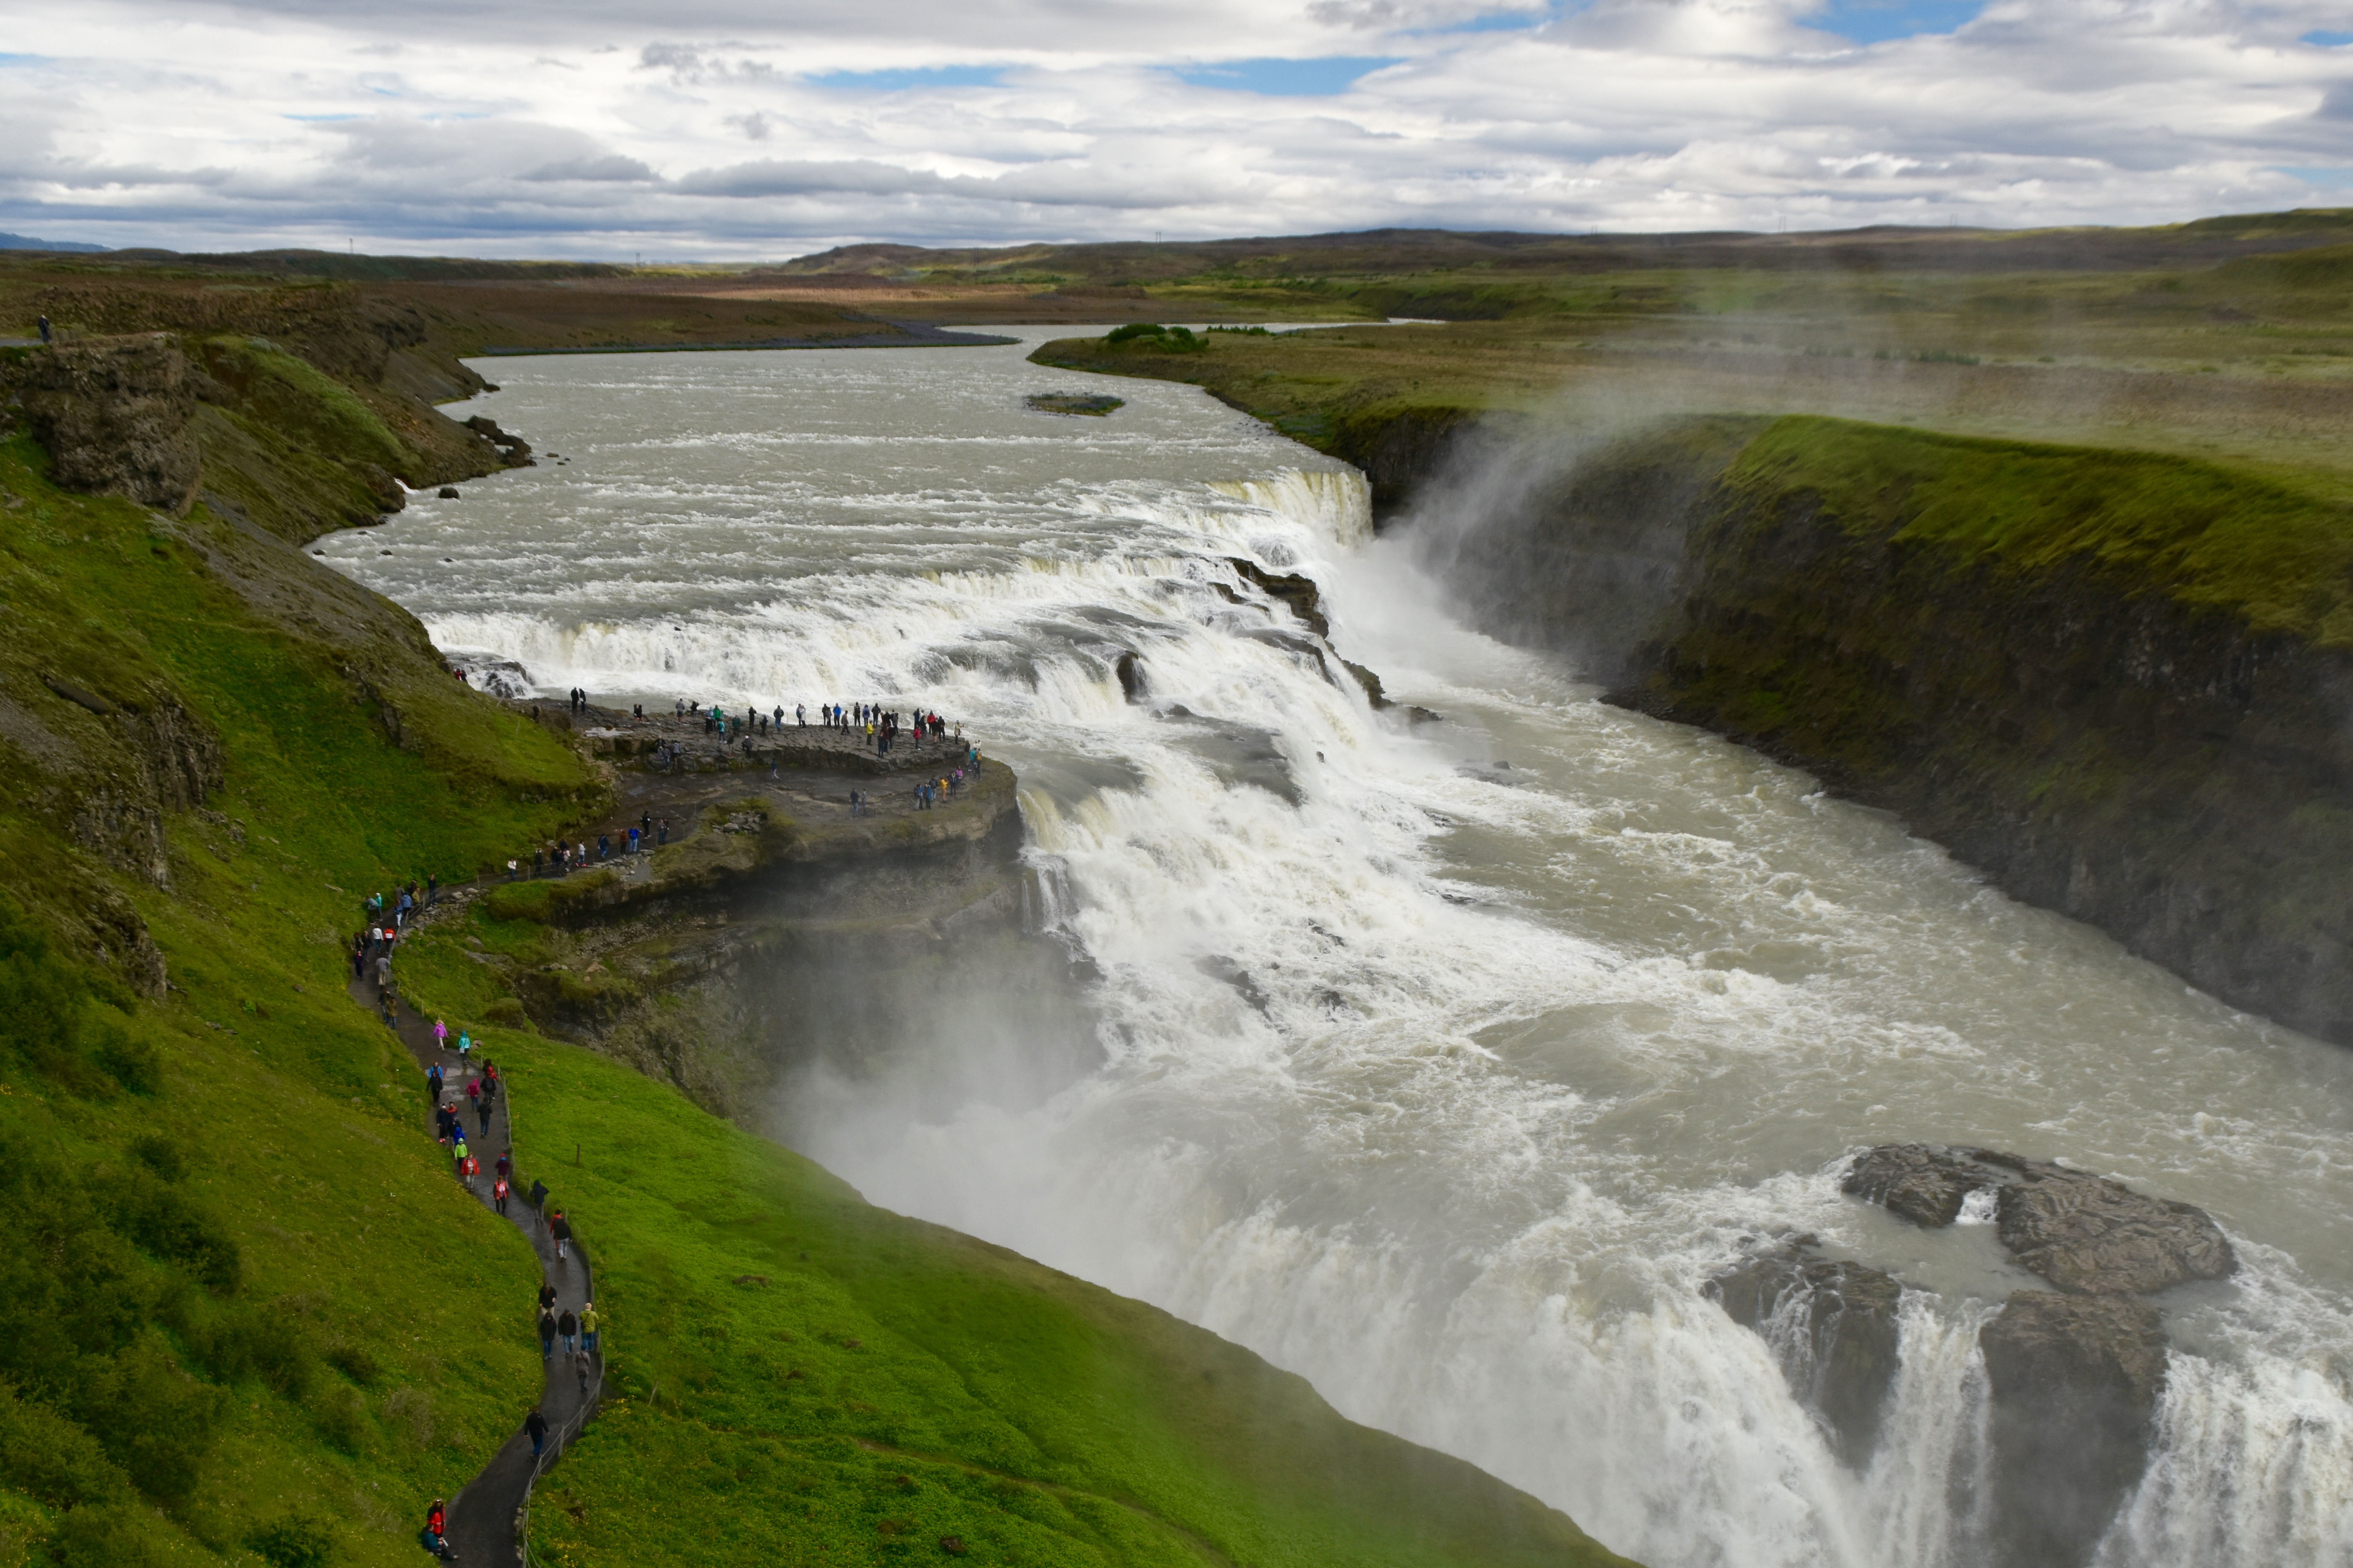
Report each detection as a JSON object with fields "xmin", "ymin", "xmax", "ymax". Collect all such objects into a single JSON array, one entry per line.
[
  {"xmin": 525, "ymin": 1406, "xmax": 549, "ymax": 1458},
  {"xmin": 551, "ymin": 1208, "xmax": 573, "ymax": 1261},
  {"xmin": 579, "ymin": 1301, "xmax": 599, "ymax": 1358},
  {"xmin": 494, "ymin": 1175, "xmax": 511, "ymax": 1215},
  {"xmin": 421, "ymin": 1499, "xmax": 455, "ymax": 1561},
  {"xmin": 558, "ymin": 1307, "xmax": 578, "ymax": 1357},
  {"xmin": 538, "ymin": 1307, "xmax": 557, "ymax": 1359}
]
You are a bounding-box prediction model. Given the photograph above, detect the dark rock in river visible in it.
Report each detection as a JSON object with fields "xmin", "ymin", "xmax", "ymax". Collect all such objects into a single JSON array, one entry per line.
[
  {"xmin": 1227, "ymin": 557, "xmax": 1330, "ymax": 639},
  {"xmin": 1980, "ymin": 1289, "xmax": 2168, "ymax": 1568},
  {"xmin": 437, "ymin": 486, "xmax": 460, "ymax": 499},
  {"xmin": 463, "ymin": 413, "xmax": 533, "ymax": 467},
  {"xmin": 1706, "ymin": 1242, "xmax": 1904, "ymax": 1466},
  {"xmin": 1843, "ymin": 1143, "xmax": 2235, "ymax": 1295},
  {"xmin": 1840, "ymin": 1142, "xmax": 1989, "ymax": 1227},
  {"xmin": 1115, "ymin": 651, "xmax": 1148, "ymax": 703},
  {"xmin": 1994, "ymin": 1164, "xmax": 2236, "ymax": 1296},
  {"xmin": 1341, "ymin": 658, "xmax": 1391, "ymax": 709}
]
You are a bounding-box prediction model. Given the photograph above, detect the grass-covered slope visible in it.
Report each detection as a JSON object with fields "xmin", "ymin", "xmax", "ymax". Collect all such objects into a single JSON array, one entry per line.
[
  {"xmin": 0, "ymin": 430, "xmax": 601, "ymax": 1566},
  {"xmin": 389, "ymin": 931, "xmax": 1637, "ymax": 1568}
]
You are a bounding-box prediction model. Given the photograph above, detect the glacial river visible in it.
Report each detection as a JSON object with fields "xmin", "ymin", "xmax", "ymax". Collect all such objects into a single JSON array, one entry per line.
[{"xmin": 317, "ymin": 335, "xmax": 2353, "ymax": 1568}]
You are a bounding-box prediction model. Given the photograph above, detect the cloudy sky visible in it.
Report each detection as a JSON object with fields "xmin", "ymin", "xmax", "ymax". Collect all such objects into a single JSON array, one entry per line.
[{"xmin": 4, "ymin": 0, "xmax": 2350, "ymax": 257}]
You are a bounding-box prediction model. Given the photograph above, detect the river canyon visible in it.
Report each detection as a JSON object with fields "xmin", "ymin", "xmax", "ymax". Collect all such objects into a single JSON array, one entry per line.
[{"xmin": 315, "ymin": 334, "xmax": 2353, "ymax": 1568}]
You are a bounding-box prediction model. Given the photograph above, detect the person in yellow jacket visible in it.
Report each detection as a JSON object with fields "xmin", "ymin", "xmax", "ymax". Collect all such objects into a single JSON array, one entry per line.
[{"xmin": 579, "ymin": 1300, "xmax": 600, "ymax": 1357}]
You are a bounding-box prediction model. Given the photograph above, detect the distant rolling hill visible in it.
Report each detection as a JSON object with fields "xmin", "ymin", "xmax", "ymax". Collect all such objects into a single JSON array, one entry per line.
[{"xmin": 0, "ymin": 232, "xmax": 105, "ymax": 253}]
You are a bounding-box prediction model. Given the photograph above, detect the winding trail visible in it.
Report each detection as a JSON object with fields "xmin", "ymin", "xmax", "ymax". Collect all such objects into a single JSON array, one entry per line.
[{"xmin": 351, "ymin": 963, "xmax": 598, "ymax": 1567}]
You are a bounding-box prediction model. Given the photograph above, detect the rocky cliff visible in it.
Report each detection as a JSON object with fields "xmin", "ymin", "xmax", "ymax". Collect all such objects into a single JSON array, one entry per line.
[
  {"xmin": 1424, "ymin": 410, "xmax": 2353, "ymax": 1047},
  {"xmin": 457, "ymin": 750, "xmax": 1094, "ymax": 1129}
]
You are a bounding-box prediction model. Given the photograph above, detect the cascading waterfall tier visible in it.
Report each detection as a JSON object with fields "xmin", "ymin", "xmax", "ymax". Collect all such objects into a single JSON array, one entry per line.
[{"xmin": 320, "ymin": 335, "xmax": 2353, "ymax": 1568}]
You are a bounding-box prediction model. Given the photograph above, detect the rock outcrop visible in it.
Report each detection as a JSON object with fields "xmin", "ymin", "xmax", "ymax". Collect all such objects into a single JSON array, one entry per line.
[
  {"xmin": 1228, "ymin": 557, "xmax": 1330, "ymax": 638},
  {"xmin": 1706, "ymin": 1242, "xmax": 1905, "ymax": 1465},
  {"xmin": 7, "ymin": 336, "xmax": 201, "ymax": 512},
  {"xmin": 1996, "ymin": 1163, "xmax": 2237, "ymax": 1296},
  {"xmin": 463, "ymin": 414, "xmax": 534, "ymax": 467},
  {"xmin": 1835, "ymin": 1143, "xmax": 2230, "ymax": 1568},
  {"xmin": 1841, "ymin": 1143, "xmax": 2235, "ymax": 1295},
  {"xmin": 1979, "ymin": 1290, "xmax": 2170, "ymax": 1568},
  {"xmin": 479, "ymin": 759, "xmax": 1092, "ymax": 1127},
  {"xmin": 1838, "ymin": 1142, "xmax": 1988, "ymax": 1228}
]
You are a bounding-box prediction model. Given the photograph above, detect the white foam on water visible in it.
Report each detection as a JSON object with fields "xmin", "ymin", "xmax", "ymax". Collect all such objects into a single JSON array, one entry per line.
[{"xmin": 320, "ymin": 338, "xmax": 2353, "ymax": 1568}]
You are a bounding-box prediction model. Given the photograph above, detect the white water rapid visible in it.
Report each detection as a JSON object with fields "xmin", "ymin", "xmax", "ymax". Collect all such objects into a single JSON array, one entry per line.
[{"xmin": 319, "ymin": 336, "xmax": 2353, "ymax": 1568}]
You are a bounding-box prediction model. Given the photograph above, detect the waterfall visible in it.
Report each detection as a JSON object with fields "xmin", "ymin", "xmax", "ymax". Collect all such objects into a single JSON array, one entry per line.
[{"xmin": 322, "ymin": 338, "xmax": 2353, "ymax": 1568}]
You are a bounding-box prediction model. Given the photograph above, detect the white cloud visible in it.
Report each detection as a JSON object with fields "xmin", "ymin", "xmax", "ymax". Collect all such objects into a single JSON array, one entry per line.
[{"xmin": 0, "ymin": 0, "xmax": 2347, "ymax": 256}]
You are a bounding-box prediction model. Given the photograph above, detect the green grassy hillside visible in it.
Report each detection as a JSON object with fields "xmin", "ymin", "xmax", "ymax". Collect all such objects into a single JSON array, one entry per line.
[{"xmin": 0, "ymin": 429, "xmax": 599, "ymax": 1567}]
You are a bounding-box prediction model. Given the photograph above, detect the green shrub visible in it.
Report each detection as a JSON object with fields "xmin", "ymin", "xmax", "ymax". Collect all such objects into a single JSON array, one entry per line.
[
  {"xmin": 0, "ymin": 902, "xmax": 156, "ymax": 1096},
  {"xmin": 86, "ymin": 1017, "xmax": 161, "ymax": 1094},
  {"xmin": 43, "ymin": 1502, "xmax": 161, "ymax": 1568},
  {"xmin": 70, "ymin": 1332, "xmax": 224, "ymax": 1501},
  {"xmin": 0, "ymin": 1380, "xmax": 130, "ymax": 1509},
  {"xmin": 199, "ymin": 1304, "xmax": 317, "ymax": 1397},
  {"xmin": 125, "ymin": 1135, "xmax": 185, "ymax": 1183},
  {"xmin": 1105, "ymin": 322, "xmax": 1166, "ymax": 343},
  {"xmin": 322, "ymin": 1336, "xmax": 382, "ymax": 1388},
  {"xmin": 312, "ymin": 1383, "xmax": 370, "ymax": 1455},
  {"xmin": 0, "ymin": 1135, "xmax": 156, "ymax": 1380},
  {"xmin": 106, "ymin": 1168, "xmax": 242, "ymax": 1294},
  {"xmin": 246, "ymin": 1511, "xmax": 338, "ymax": 1568}
]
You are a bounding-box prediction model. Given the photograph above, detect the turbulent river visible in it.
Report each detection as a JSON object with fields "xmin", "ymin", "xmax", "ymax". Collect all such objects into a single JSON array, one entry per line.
[{"xmin": 319, "ymin": 335, "xmax": 2353, "ymax": 1568}]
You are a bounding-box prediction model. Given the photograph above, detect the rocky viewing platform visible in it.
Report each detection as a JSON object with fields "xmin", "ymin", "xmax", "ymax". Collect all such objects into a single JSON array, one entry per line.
[
  {"xmin": 526, "ymin": 696, "xmax": 978, "ymax": 779},
  {"xmin": 430, "ymin": 690, "xmax": 1055, "ymax": 1128}
]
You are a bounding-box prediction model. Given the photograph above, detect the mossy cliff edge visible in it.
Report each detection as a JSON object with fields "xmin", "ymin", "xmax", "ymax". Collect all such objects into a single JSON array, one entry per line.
[{"xmin": 0, "ymin": 304, "xmax": 1637, "ymax": 1567}]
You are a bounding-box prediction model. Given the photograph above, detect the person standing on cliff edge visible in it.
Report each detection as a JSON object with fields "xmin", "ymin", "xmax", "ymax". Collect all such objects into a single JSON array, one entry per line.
[{"xmin": 37, "ymin": 316, "xmax": 50, "ymax": 345}]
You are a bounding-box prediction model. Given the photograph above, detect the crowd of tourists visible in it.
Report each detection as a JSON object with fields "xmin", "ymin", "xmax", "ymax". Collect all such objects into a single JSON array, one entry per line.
[{"xmin": 503, "ymin": 812, "xmax": 672, "ymax": 879}]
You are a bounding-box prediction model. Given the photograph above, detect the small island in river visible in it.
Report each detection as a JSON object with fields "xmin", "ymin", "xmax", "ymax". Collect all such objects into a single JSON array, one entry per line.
[{"xmin": 1026, "ymin": 390, "xmax": 1124, "ymax": 416}]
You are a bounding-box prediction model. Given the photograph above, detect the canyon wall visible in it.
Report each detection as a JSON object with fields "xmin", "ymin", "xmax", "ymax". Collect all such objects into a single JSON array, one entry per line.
[{"xmin": 1422, "ymin": 411, "xmax": 2353, "ymax": 1045}]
